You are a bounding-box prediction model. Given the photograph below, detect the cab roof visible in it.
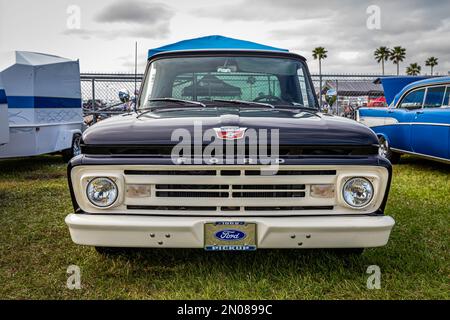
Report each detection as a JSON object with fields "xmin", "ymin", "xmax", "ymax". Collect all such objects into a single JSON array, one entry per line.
[{"xmin": 148, "ymin": 35, "xmax": 290, "ymax": 59}]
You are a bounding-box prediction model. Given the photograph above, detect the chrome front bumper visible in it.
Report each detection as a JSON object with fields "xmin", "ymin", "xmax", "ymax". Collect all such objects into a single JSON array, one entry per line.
[{"xmin": 66, "ymin": 214, "xmax": 395, "ymax": 249}]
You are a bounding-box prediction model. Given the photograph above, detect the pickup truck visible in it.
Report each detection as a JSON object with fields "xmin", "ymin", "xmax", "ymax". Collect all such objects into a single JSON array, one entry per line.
[{"xmin": 65, "ymin": 37, "xmax": 394, "ymax": 254}]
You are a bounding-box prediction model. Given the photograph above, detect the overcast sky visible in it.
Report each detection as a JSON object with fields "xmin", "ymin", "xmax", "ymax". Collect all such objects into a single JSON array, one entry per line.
[{"xmin": 1, "ymin": 0, "xmax": 449, "ymax": 75}]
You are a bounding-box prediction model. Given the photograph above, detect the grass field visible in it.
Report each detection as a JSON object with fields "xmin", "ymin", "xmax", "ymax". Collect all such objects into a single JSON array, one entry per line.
[{"xmin": 0, "ymin": 155, "xmax": 448, "ymax": 299}]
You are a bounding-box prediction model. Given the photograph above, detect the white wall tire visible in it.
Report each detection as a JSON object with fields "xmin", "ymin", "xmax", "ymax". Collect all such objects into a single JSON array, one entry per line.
[{"xmin": 378, "ymin": 136, "xmax": 400, "ymax": 164}]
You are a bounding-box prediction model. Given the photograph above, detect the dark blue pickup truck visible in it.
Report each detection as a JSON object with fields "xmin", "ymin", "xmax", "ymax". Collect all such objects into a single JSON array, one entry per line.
[{"xmin": 65, "ymin": 36, "xmax": 394, "ymax": 254}]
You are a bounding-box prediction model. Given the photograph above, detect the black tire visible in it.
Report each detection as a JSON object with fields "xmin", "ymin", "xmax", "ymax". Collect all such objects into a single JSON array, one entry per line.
[
  {"xmin": 62, "ymin": 134, "xmax": 81, "ymax": 162},
  {"xmin": 378, "ymin": 136, "xmax": 401, "ymax": 164}
]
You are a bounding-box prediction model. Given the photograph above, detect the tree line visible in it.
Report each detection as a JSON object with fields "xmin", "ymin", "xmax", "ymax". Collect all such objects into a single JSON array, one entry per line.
[{"xmin": 312, "ymin": 46, "xmax": 439, "ymax": 76}]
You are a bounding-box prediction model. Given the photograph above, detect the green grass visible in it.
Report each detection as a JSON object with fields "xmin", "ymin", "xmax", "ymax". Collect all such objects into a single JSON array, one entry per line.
[{"xmin": 0, "ymin": 155, "xmax": 448, "ymax": 299}]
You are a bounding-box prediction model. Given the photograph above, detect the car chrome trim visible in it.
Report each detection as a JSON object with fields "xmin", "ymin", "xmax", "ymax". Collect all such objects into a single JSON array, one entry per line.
[
  {"xmin": 372, "ymin": 122, "xmax": 450, "ymax": 127},
  {"xmin": 390, "ymin": 148, "xmax": 450, "ymax": 163}
]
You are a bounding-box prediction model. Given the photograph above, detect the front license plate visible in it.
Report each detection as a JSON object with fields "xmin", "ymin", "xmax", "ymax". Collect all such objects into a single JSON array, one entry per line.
[{"xmin": 204, "ymin": 221, "xmax": 257, "ymax": 251}]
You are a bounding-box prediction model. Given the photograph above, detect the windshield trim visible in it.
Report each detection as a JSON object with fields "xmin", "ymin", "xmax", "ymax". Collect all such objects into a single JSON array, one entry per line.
[
  {"xmin": 137, "ymin": 52, "xmax": 319, "ymax": 111},
  {"xmin": 148, "ymin": 49, "xmax": 307, "ymax": 63}
]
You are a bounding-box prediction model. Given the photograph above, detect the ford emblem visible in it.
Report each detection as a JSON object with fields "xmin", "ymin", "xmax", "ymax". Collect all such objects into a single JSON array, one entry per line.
[
  {"xmin": 214, "ymin": 127, "xmax": 247, "ymax": 140},
  {"xmin": 214, "ymin": 229, "xmax": 247, "ymax": 241}
]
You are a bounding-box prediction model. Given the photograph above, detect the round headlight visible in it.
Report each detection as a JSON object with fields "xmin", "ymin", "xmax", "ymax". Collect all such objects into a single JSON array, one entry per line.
[
  {"xmin": 86, "ymin": 177, "xmax": 118, "ymax": 207},
  {"xmin": 342, "ymin": 177, "xmax": 374, "ymax": 208}
]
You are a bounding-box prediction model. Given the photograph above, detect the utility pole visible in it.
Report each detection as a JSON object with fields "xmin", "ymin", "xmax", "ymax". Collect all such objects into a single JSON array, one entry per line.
[{"xmin": 134, "ymin": 41, "xmax": 138, "ymax": 96}]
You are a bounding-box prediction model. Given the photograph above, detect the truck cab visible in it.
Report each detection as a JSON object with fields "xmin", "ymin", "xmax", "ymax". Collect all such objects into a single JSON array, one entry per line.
[{"xmin": 66, "ymin": 36, "xmax": 394, "ymax": 252}]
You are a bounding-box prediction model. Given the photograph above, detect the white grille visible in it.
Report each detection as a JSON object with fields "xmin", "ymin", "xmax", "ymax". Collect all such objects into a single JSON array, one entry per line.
[{"xmin": 71, "ymin": 165, "xmax": 389, "ymax": 216}]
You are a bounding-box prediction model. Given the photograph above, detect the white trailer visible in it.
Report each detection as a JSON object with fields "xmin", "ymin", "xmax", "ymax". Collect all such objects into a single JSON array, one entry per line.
[
  {"xmin": 0, "ymin": 73, "xmax": 9, "ymax": 146},
  {"xmin": 0, "ymin": 51, "xmax": 83, "ymax": 161}
]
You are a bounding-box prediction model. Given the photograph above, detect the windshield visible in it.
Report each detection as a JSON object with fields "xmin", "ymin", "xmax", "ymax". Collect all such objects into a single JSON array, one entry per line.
[{"xmin": 139, "ymin": 55, "xmax": 317, "ymax": 110}]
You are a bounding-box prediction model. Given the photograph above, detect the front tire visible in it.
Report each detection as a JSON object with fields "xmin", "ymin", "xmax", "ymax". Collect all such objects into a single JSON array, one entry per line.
[
  {"xmin": 378, "ymin": 136, "xmax": 401, "ymax": 164},
  {"xmin": 62, "ymin": 134, "xmax": 81, "ymax": 162}
]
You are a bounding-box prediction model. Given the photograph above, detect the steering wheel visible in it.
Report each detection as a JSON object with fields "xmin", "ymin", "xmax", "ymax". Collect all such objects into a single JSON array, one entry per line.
[{"xmin": 253, "ymin": 95, "xmax": 282, "ymax": 103}]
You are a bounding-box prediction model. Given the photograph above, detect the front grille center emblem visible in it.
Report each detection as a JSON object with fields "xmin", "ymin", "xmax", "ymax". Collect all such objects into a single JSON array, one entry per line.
[{"xmin": 214, "ymin": 127, "xmax": 247, "ymax": 140}]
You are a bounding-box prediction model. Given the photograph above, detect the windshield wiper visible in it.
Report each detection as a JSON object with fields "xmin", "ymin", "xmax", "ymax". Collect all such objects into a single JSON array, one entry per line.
[
  {"xmin": 287, "ymin": 102, "xmax": 321, "ymax": 113},
  {"xmin": 137, "ymin": 98, "xmax": 206, "ymax": 118},
  {"xmin": 211, "ymin": 99, "xmax": 275, "ymax": 109},
  {"xmin": 147, "ymin": 98, "xmax": 206, "ymax": 108}
]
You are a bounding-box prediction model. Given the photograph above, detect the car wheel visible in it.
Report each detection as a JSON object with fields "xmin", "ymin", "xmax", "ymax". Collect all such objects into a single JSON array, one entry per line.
[
  {"xmin": 378, "ymin": 136, "xmax": 401, "ymax": 164},
  {"xmin": 62, "ymin": 134, "xmax": 81, "ymax": 162}
]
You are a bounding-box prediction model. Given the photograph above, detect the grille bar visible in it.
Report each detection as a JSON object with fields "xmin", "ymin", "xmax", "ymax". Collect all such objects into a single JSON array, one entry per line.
[
  {"xmin": 156, "ymin": 184, "xmax": 228, "ymax": 190},
  {"xmin": 245, "ymin": 170, "xmax": 336, "ymax": 176},
  {"xmin": 127, "ymin": 205, "xmax": 216, "ymax": 211},
  {"xmin": 232, "ymin": 191, "xmax": 305, "ymax": 198},
  {"xmin": 126, "ymin": 205, "xmax": 333, "ymax": 211},
  {"xmin": 156, "ymin": 191, "xmax": 229, "ymax": 198},
  {"xmin": 245, "ymin": 206, "xmax": 334, "ymax": 211},
  {"xmin": 125, "ymin": 170, "xmax": 217, "ymax": 176},
  {"xmin": 125, "ymin": 169, "xmax": 336, "ymax": 176},
  {"xmin": 233, "ymin": 184, "xmax": 305, "ymax": 190}
]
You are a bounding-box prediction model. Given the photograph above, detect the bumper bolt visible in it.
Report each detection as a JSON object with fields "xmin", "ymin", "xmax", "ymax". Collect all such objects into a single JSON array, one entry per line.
[
  {"xmin": 150, "ymin": 233, "xmax": 155, "ymax": 238},
  {"xmin": 165, "ymin": 234, "xmax": 171, "ymax": 238},
  {"xmin": 158, "ymin": 241, "xmax": 163, "ymax": 245},
  {"xmin": 306, "ymin": 234, "xmax": 311, "ymax": 239},
  {"xmin": 298, "ymin": 242, "xmax": 303, "ymax": 246},
  {"xmin": 290, "ymin": 235, "xmax": 296, "ymax": 239}
]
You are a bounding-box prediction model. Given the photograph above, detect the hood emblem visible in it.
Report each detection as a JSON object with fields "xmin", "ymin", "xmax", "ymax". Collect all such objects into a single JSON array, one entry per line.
[{"xmin": 214, "ymin": 127, "xmax": 247, "ymax": 140}]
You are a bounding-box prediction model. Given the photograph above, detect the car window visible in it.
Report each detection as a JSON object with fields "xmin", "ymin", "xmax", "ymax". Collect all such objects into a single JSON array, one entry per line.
[
  {"xmin": 398, "ymin": 89, "xmax": 425, "ymax": 110},
  {"xmin": 423, "ymin": 86, "xmax": 446, "ymax": 108},
  {"xmin": 443, "ymin": 86, "xmax": 450, "ymax": 107}
]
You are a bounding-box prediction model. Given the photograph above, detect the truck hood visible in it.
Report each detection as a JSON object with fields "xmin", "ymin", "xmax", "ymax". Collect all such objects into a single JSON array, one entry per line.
[{"xmin": 82, "ymin": 107, "xmax": 378, "ymax": 146}]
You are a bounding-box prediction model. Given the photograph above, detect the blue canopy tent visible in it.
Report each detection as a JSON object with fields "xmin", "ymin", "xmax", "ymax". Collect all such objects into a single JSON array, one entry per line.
[{"xmin": 148, "ymin": 35, "xmax": 288, "ymax": 59}]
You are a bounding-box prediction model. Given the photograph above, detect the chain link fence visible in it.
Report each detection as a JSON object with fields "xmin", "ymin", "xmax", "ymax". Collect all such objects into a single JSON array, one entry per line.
[
  {"xmin": 81, "ymin": 73, "xmax": 142, "ymax": 108},
  {"xmin": 81, "ymin": 73, "xmax": 383, "ymax": 121},
  {"xmin": 311, "ymin": 74, "xmax": 380, "ymax": 87},
  {"xmin": 81, "ymin": 73, "xmax": 382, "ymax": 106}
]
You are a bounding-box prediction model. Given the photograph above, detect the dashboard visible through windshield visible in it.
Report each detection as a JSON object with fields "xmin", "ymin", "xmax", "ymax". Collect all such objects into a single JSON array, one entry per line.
[{"xmin": 139, "ymin": 55, "xmax": 317, "ymax": 110}]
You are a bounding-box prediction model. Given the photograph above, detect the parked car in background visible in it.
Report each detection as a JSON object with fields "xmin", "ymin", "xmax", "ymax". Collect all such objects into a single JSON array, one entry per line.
[
  {"xmin": 357, "ymin": 77, "xmax": 450, "ymax": 164},
  {"xmin": 367, "ymin": 97, "xmax": 387, "ymax": 108}
]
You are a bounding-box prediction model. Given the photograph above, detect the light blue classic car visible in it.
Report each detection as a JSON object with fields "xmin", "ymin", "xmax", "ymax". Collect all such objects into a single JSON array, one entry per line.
[{"xmin": 358, "ymin": 77, "xmax": 450, "ymax": 164}]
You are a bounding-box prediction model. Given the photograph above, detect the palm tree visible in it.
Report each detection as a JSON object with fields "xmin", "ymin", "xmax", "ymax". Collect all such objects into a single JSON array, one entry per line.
[
  {"xmin": 425, "ymin": 57, "xmax": 438, "ymax": 75},
  {"xmin": 389, "ymin": 46, "xmax": 406, "ymax": 75},
  {"xmin": 406, "ymin": 63, "xmax": 421, "ymax": 76},
  {"xmin": 312, "ymin": 47, "xmax": 328, "ymax": 105},
  {"xmin": 374, "ymin": 47, "xmax": 390, "ymax": 75}
]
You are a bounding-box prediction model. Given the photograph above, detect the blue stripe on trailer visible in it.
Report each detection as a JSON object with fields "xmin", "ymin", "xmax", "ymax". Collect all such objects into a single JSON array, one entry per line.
[
  {"xmin": 6, "ymin": 96, "xmax": 81, "ymax": 109},
  {"xmin": 0, "ymin": 89, "xmax": 6, "ymax": 104}
]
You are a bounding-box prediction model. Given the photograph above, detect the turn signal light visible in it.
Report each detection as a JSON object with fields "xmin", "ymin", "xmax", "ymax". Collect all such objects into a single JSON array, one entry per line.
[
  {"xmin": 310, "ymin": 184, "xmax": 335, "ymax": 198},
  {"xmin": 126, "ymin": 184, "xmax": 151, "ymax": 198}
]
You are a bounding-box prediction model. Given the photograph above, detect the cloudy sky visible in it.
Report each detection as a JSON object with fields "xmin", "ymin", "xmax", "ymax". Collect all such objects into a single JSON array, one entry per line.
[{"xmin": 0, "ymin": 0, "xmax": 449, "ymax": 75}]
